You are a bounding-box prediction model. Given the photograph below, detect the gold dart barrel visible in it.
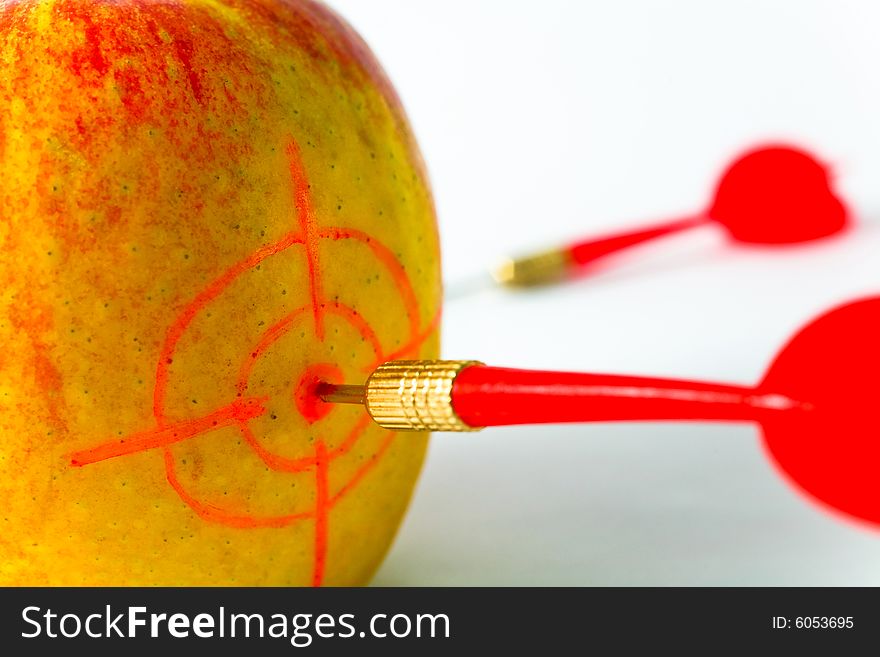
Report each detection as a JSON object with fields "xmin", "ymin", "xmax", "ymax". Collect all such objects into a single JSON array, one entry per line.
[
  {"xmin": 365, "ymin": 360, "xmax": 483, "ymax": 432},
  {"xmin": 492, "ymin": 248, "xmax": 573, "ymax": 287},
  {"xmin": 317, "ymin": 360, "xmax": 485, "ymax": 431}
]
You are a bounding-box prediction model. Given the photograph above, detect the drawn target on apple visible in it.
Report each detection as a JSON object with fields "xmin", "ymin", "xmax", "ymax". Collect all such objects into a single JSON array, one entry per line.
[{"xmin": 69, "ymin": 137, "xmax": 438, "ymax": 584}]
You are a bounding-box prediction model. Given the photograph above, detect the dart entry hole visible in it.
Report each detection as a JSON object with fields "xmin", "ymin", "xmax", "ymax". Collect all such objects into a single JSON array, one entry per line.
[{"xmin": 295, "ymin": 363, "xmax": 345, "ymax": 424}]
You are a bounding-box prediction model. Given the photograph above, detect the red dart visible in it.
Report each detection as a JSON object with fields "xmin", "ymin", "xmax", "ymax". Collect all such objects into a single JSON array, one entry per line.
[
  {"xmin": 320, "ymin": 295, "xmax": 880, "ymax": 529},
  {"xmin": 493, "ymin": 145, "xmax": 850, "ymax": 287}
]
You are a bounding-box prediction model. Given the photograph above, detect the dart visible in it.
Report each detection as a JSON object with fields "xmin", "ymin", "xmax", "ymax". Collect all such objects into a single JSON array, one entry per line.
[
  {"xmin": 491, "ymin": 145, "xmax": 850, "ymax": 287},
  {"xmin": 318, "ymin": 295, "xmax": 880, "ymax": 528}
]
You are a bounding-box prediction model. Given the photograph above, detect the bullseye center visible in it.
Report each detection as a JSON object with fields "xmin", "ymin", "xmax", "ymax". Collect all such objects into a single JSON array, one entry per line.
[{"xmin": 295, "ymin": 363, "xmax": 344, "ymax": 424}]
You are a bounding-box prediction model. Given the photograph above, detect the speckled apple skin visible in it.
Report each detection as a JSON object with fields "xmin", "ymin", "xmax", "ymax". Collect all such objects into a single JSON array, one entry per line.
[{"xmin": 0, "ymin": 0, "xmax": 441, "ymax": 585}]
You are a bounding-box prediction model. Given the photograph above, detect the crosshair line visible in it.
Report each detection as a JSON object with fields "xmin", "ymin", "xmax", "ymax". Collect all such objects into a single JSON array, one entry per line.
[
  {"xmin": 286, "ymin": 138, "xmax": 325, "ymax": 340},
  {"xmin": 313, "ymin": 439, "xmax": 330, "ymax": 587},
  {"xmin": 69, "ymin": 396, "xmax": 268, "ymax": 467}
]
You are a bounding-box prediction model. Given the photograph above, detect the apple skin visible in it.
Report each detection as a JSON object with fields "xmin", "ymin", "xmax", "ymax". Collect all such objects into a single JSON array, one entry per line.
[{"xmin": 0, "ymin": 0, "xmax": 441, "ymax": 585}]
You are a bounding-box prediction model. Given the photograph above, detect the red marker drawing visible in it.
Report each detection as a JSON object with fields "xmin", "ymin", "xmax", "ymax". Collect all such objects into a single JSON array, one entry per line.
[{"xmin": 68, "ymin": 135, "xmax": 437, "ymax": 587}]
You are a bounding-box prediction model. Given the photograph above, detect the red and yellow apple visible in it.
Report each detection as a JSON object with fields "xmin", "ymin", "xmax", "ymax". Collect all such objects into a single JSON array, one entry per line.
[{"xmin": 0, "ymin": 0, "xmax": 440, "ymax": 585}]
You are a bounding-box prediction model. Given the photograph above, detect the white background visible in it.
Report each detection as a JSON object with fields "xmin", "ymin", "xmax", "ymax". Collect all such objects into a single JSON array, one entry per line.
[{"xmin": 329, "ymin": 0, "xmax": 880, "ymax": 585}]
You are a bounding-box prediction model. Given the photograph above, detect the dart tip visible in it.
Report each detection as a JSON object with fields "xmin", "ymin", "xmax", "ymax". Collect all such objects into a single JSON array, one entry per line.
[
  {"xmin": 443, "ymin": 271, "xmax": 496, "ymax": 300},
  {"xmin": 315, "ymin": 382, "xmax": 365, "ymax": 405}
]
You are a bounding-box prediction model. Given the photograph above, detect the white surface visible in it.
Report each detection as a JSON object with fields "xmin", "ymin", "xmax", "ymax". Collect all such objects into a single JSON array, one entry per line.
[{"xmin": 328, "ymin": 0, "xmax": 880, "ymax": 585}]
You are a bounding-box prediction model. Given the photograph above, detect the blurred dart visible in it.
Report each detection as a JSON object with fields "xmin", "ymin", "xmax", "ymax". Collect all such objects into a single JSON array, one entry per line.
[
  {"xmin": 319, "ymin": 295, "xmax": 880, "ymax": 528},
  {"xmin": 485, "ymin": 144, "xmax": 850, "ymax": 288}
]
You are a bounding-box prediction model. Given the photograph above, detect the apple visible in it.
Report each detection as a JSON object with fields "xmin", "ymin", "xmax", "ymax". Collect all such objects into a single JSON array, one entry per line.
[{"xmin": 0, "ymin": 0, "xmax": 441, "ymax": 585}]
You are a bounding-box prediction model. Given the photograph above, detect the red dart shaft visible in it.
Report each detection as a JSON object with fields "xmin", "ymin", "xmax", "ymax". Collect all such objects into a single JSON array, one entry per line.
[
  {"xmin": 318, "ymin": 360, "xmax": 807, "ymax": 431},
  {"xmin": 451, "ymin": 365, "xmax": 798, "ymax": 427},
  {"xmin": 494, "ymin": 215, "xmax": 708, "ymax": 286},
  {"xmin": 567, "ymin": 215, "xmax": 708, "ymax": 268}
]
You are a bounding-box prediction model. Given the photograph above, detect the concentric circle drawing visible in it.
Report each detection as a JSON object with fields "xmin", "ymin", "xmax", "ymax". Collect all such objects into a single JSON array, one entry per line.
[{"xmin": 70, "ymin": 135, "xmax": 439, "ymax": 586}]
